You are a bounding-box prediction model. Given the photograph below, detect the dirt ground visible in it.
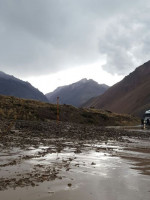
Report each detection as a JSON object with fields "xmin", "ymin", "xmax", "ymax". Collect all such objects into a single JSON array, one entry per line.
[{"xmin": 0, "ymin": 120, "xmax": 150, "ymax": 200}]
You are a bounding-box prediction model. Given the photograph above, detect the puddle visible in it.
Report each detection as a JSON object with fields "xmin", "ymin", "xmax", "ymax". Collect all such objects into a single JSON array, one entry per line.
[
  {"xmin": 0, "ymin": 125, "xmax": 150, "ymax": 200},
  {"xmin": 107, "ymin": 125, "xmax": 150, "ymax": 133}
]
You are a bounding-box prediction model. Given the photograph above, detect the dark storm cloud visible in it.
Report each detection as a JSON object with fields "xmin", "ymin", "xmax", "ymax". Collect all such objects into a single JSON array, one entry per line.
[
  {"xmin": 0, "ymin": 0, "xmax": 149, "ymax": 77},
  {"xmin": 99, "ymin": 6, "xmax": 150, "ymax": 74}
]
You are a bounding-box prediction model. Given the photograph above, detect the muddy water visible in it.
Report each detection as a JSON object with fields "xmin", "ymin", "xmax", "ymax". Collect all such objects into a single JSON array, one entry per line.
[
  {"xmin": 107, "ymin": 125, "xmax": 150, "ymax": 133},
  {"xmin": 0, "ymin": 137, "xmax": 150, "ymax": 200}
]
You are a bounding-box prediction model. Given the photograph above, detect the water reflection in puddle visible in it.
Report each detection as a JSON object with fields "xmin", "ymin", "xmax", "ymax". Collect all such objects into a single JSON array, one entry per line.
[{"xmin": 0, "ymin": 137, "xmax": 150, "ymax": 200}]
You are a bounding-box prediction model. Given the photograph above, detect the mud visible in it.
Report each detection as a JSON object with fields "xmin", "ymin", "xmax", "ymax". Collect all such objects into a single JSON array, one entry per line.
[{"xmin": 0, "ymin": 120, "xmax": 150, "ymax": 199}]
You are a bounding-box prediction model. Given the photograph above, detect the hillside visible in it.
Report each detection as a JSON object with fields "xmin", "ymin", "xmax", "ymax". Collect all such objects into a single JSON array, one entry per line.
[
  {"xmin": 84, "ymin": 61, "xmax": 150, "ymax": 117},
  {"xmin": 0, "ymin": 71, "xmax": 48, "ymax": 102},
  {"xmin": 46, "ymin": 78, "xmax": 109, "ymax": 107},
  {"xmin": 0, "ymin": 95, "xmax": 139, "ymax": 128}
]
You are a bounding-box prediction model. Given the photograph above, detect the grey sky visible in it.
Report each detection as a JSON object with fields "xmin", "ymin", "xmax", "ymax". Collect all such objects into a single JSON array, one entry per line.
[{"xmin": 0, "ymin": 0, "xmax": 149, "ymax": 78}]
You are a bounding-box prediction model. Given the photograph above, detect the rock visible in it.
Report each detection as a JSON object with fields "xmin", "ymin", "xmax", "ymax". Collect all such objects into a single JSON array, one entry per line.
[{"xmin": 68, "ymin": 183, "xmax": 72, "ymax": 187}]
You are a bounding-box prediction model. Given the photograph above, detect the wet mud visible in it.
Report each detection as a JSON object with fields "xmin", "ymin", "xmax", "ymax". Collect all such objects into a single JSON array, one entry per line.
[{"xmin": 0, "ymin": 120, "xmax": 150, "ymax": 199}]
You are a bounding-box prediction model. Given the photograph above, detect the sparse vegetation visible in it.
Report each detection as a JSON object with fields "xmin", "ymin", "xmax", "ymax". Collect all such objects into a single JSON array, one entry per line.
[{"xmin": 0, "ymin": 95, "xmax": 140, "ymax": 127}]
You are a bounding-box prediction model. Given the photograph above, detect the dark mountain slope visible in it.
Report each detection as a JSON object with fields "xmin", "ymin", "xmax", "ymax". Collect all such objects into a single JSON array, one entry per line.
[
  {"xmin": 0, "ymin": 71, "xmax": 48, "ymax": 102},
  {"xmin": 46, "ymin": 78, "xmax": 109, "ymax": 107},
  {"xmin": 84, "ymin": 61, "xmax": 150, "ymax": 117}
]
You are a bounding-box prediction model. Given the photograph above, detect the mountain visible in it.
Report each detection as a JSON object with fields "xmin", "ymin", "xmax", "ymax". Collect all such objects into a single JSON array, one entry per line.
[
  {"xmin": 46, "ymin": 78, "xmax": 109, "ymax": 107},
  {"xmin": 0, "ymin": 71, "xmax": 48, "ymax": 102},
  {"xmin": 83, "ymin": 61, "xmax": 150, "ymax": 117}
]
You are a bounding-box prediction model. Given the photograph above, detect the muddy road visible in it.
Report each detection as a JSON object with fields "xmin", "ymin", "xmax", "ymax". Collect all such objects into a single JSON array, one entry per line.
[{"xmin": 0, "ymin": 120, "xmax": 150, "ymax": 200}]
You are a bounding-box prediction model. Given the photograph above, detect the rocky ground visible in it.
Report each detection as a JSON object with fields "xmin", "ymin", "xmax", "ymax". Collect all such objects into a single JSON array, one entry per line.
[{"xmin": 0, "ymin": 119, "xmax": 150, "ymax": 198}]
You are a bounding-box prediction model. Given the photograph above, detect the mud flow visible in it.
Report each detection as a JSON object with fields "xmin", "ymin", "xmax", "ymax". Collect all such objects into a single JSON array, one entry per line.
[{"xmin": 0, "ymin": 121, "xmax": 150, "ymax": 200}]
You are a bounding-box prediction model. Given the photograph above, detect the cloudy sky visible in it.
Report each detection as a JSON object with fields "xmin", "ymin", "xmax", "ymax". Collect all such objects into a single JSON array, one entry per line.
[{"xmin": 0, "ymin": 0, "xmax": 149, "ymax": 93}]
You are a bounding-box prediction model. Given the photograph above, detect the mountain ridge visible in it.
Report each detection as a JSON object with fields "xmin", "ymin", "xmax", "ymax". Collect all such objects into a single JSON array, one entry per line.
[
  {"xmin": 83, "ymin": 61, "xmax": 150, "ymax": 117},
  {"xmin": 0, "ymin": 71, "xmax": 48, "ymax": 102},
  {"xmin": 46, "ymin": 78, "xmax": 109, "ymax": 107}
]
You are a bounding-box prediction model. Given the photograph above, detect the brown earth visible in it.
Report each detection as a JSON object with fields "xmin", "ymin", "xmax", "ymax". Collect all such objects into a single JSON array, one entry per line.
[
  {"xmin": 0, "ymin": 95, "xmax": 139, "ymax": 128},
  {"xmin": 0, "ymin": 120, "xmax": 150, "ymax": 200},
  {"xmin": 0, "ymin": 120, "xmax": 150, "ymax": 191},
  {"xmin": 83, "ymin": 60, "xmax": 150, "ymax": 117}
]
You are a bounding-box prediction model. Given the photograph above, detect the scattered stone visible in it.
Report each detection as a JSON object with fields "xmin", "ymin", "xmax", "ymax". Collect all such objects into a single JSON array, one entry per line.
[
  {"xmin": 0, "ymin": 119, "xmax": 149, "ymax": 191},
  {"xmin": 68, "ymin": 183, "xmax": 72, "ymax": 187},
  {"xmin": 74, "ymin": 149, "xmax": 82, "ymax": 153}
]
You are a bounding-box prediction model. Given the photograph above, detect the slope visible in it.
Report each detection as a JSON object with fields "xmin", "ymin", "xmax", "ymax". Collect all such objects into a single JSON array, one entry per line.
[
  {"xmin": 0, "ymin": 94, "xmax": 139, "ymax": 126},
  {"xmin": 84, "ymin": 61, "xmax": 150, "ymax": 117},
  {"xmin": 0, "ymin": 71, "xmax": 48, "ymax": 102},
  {"xmin": 46, "ymin": 78, "xmax": 109, "ymax": 107}
]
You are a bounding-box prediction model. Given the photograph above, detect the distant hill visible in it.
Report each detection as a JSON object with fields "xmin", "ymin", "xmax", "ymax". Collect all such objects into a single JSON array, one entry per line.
[
  {"xmin": 0, "ymin": 71, "xmax": 48, "ymax": 102},
  {"xmin": 46, "ymin": 78, "xmax": 109, "ymax": 107},
  {"xmin": 84, "ymin": 61, "xmax": 150, "ymax": 117}
]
